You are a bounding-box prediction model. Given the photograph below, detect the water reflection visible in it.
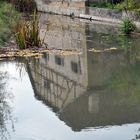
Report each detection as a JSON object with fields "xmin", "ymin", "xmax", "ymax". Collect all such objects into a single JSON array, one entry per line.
[
  {"xmin": 27, "ymin": 50, "xmax": 140, "ymax": 131},
  {"xmin": 1, "ymin": 14, "xmax": 140, "ymax": 140},
  {"xmin": 26, "ymin": 14, "xmax": 140, "ymax": 132},
  {"xmin": 0, "ymin": 70, "xmax": 14, "ymax": 140}
]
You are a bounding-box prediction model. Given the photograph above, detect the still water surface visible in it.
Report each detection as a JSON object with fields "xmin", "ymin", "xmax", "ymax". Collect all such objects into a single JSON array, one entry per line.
[{"xmin": 0, "ymin": 14, "xmax": 140, "ymax": 140}]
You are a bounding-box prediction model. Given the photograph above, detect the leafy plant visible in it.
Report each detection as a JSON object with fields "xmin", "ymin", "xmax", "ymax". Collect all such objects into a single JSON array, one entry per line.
[
  {"xmin": 0, "ymin": 1, "xmax": 20, "ymax": 47},
  {"xmin": 120, "ymin": 17, "xmax": 136, "ymax": 34},
  {"xmin": 89, "ymin": 0, "xmax": 140, "ymax": 11},
  {"xmin": 114, "ymin": 2, "xmax": 126, "ymax": 11},
  {"xmin": 89, "ymin": 2, "xmax": 113, "ymax": 9},
  {"xmin": 114, "ymin": 0, "xmax": 140, "ymax": 11}
]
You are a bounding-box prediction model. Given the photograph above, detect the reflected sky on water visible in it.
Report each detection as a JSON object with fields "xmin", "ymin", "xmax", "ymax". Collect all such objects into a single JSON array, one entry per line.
[{"xmin": 0, "ymin": 13, "xmax": 140, "ymax": 140}]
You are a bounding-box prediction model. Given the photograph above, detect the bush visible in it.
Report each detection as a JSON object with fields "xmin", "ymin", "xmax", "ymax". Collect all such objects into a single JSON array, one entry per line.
[
  {"xmin": 121, "ymin": 17, "xmax": 136, "ymax": 34},
  {"xmin": 114, "ymin": 0, "xmax": 140, "ymax": 11},
  {"xmin": 114, "ymin": 2, "xmax": 126, "ymax": 11},
  {"xmin": 6, "ymin": 0, "xmax": 36, "ymax": 13},
  {"xmin": 89, "ymin": 2, "xmax": 113, "ymax": 9},
  {"xmin": 0, "ymin": 1, "xmax": 20, "ymax": 47}
]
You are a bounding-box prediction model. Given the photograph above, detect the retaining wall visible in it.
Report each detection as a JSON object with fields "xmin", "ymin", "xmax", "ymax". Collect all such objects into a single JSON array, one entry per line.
[{"xmin": 35, "ymin": 0, "xmax": 140, "ymax": 26}]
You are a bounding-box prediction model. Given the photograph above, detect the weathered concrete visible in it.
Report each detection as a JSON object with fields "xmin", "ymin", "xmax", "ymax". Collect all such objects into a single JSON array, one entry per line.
[
  {"xmin": 35, "ymin": 0, "xmax": 140, "ymax": 27},
  {"xmin": 35, "ymin": 0, "xmax": 85, "ymax": 17}
]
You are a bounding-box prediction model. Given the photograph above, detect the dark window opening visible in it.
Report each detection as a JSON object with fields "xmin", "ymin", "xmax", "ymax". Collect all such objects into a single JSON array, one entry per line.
[
  {"xmin": 71, "ymin": 62, "xmax": 79, "ymax": 73},
  {"xmin": 55, "ymin": 55, "xmax": 64, "ymax": 66},
  {"xmin": 44, "ymin": 80, "xmax": 50, "ymax": 90},
  {"xmin": 43, "ymin": 53, "xmax": 49, "ymax": 60}
]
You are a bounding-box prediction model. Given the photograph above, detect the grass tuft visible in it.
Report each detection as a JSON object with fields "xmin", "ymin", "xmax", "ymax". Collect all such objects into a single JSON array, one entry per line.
[{"xmin": 15, "ymin": 11, "xmax": 47, "ymax": 49}]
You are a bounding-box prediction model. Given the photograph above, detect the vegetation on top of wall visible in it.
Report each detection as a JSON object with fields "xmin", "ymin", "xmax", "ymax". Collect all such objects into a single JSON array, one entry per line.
[
  {"xmin": 89, "ymin": 2, "xmax": 113, "ymax": 9},
  {"xmin": 114, "ymin": 0, "xmax": 140, "ymax": 11},
  {"xmin": 89, "ymin": 0, "xmax": 140, "ymax": 12}
]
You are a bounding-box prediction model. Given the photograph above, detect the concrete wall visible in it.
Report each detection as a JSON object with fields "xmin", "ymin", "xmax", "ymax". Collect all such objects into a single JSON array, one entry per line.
[
  {"xmin": 35, "ymin": 0, "xmax": 140, "ymax": 26},
  {"xmin": 27, "ymin": 14, "xmax": 88, "ymax": 110},
  {"xmin": 39, "ymin": 14, "xmax": 86, "ymax": 51},
  {"xmin": 81, "ymin": 8, "xmax": 140, "ymax": 26}
]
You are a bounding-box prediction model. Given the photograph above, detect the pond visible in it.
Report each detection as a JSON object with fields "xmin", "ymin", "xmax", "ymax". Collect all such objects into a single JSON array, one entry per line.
[{"xmin": 0, "ymin": 14, "xmax": 140, "ymax": 140}]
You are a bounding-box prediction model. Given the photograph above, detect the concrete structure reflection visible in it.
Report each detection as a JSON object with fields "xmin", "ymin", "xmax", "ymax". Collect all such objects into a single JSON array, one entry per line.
[{"xmin": 27, "ymin": 14, "xmax": 140, "ymax": 131}]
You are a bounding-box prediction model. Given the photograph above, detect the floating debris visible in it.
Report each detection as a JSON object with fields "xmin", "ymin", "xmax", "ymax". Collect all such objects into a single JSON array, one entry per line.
[
  {"xmin": 0, "ymin": 47, "xmax": 81, "ymax": 61},
  {"xmin": 88, "ymin": 47, "xmax": 119, "ymax": 53}
]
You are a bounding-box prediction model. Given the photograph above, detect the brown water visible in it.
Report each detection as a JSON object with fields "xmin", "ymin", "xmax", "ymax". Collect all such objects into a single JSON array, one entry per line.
[{"xmin": 0, "ymin": 14, "xmax": 140, "ymax": 140}]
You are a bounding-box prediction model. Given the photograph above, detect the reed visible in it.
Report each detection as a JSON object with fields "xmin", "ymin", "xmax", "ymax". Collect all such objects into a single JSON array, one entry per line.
[{"xmin": 15, "ymin": 11, "xmax": 47, "ymax": 49}]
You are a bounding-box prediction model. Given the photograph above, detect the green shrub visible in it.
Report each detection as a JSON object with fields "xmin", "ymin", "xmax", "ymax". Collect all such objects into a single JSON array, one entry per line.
[
  {"xmin": 89, "ymin": 0, "xmax": 140, "ymax": 11},
  {"xmin": 0, "ymin": 1, "xmax": 20, "ymax": 47},
  {"xmin": 115, "ymin": 0, "xmax": 140, "ymax": 11},
  {"xmin": 89, "ymin": 2, "xmax": 113, "ymax": 9},
  {"xmin": 114, "ymin": 2, "xmax": 126, "ymax": 11},
  {"xmin": 121, "ymin": 17, "xmax": 136, "ymax": 34}
]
